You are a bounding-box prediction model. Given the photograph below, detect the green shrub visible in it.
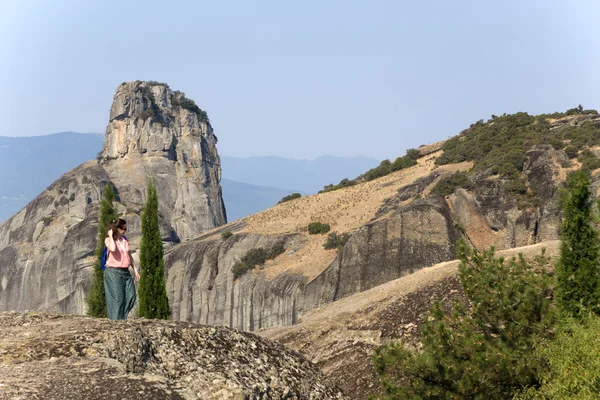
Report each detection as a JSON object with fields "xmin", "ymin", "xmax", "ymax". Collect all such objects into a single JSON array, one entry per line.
[
  {"xmin": 323, "ymin": 232, "xmax": 350, "ymax": 250},
  {"xmin": 319, "ymin": 178, "xmax": 357, "ymax": 193},
  {"xmin": 308, "ymin": 222, "xmax": 331, "ymax": 235},
  {"xmin": 41, "ymin": 215, "xmax": 53, "ymax": 226},
  {"xmin": 172, "ymin": 91, "xmax": 209, "ymax": 123},
  {"xmin": 221, "ymin": 231, "xmax": 234, "ymax": 240},
  {"xmin": 267, "ymin": 242, "xmax": 285, "ymax": 259},
  {"xmin": 430, "ymin": 171, "xmax": 473, "ymax": 196},
  {"xmin": 564, "ymin": 145, "xmax": 579, "ymax": 158},
  {"xmin": 233, "ymin": 244, "xmax": 286, "ymax": 279},
  {"xmin": 579, "ymin": 149, "xmax": 600, "ymax": 171},
  {"xmin": 373, "ymin": 242, "xmax": 556, "ymax": 399},
  {"xmin": 515, "ymin": 314, "xmax": 600, "ymax": 400},
  {"xmin": 278, "ymin": 193, "xmax": 301, "ymax": 204},
  {"xmin": 146, "ymin": 80, "xmax": 169, "ymax": 87}
]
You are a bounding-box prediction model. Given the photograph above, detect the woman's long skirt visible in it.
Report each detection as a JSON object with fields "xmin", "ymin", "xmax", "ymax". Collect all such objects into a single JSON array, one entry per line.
[{"xmin": 104, "ymin": 267, "xmax": 136, "ymax": 320}]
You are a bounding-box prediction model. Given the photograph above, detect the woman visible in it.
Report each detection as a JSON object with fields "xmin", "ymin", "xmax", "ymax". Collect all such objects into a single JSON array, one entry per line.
[{"xmin": 104, "ymin": 218, "xmax": 140, "ymax": 320}]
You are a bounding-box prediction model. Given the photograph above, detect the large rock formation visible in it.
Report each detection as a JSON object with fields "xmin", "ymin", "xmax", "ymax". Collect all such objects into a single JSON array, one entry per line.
[
  {"xmin": 161, "ymin": 143, "xmax": 570, "ymax": 333},
  {"xmin": 0, "ymin": 81, "xmax": 226, "ymax": 314},
  {"xmin": 0, "ymin": 312, "xmax": 346, "ymax": 399}
]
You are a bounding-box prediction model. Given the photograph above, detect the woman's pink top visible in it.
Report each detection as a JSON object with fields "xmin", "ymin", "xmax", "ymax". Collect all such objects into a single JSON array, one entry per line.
[{"xmin": 104, "ymin": 236, "xmax": 131, "ymax": 268}]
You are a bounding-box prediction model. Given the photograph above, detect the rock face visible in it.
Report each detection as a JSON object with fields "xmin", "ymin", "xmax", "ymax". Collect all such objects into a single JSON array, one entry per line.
[
  {"xmin": 100, "ymin": 82, "xmax": 226, "ymax": 241},
  {"xmin": 0, "ymin": 81, "xmax": 226, "ymax": 314},
  {"xmin": 163, "ymin": 145, "xmax": 568, "ymax": 333},
  {"xmin": 165, "ymin": 198, "xmax": 462, "ymax": 331},
  {"xmin": 0, "ymin": 312, "xmax": 346, "ymax": 399}
]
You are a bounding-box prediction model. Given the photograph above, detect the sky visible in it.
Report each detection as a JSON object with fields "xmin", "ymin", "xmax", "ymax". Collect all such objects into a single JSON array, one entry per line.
[{"xmin": 1, "ymin": 0, "xmax": 599, "ymax": 161}]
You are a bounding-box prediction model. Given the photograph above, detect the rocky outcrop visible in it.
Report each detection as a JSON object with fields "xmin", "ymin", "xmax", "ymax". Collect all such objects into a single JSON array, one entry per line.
[
  {"xmin": 0, "ymin": 312, "xmax": 346, "ymax": 399},
  {"xmin": 165, "ymin": 198, "xmax": 461, "ymax": 331},
  {"xmin": 0, "ymin": 81, "xmax": 226, "ymax": 314},
  {"xmin": 163, "ymin": 146, "xmax": 568, "ymax": 333}
]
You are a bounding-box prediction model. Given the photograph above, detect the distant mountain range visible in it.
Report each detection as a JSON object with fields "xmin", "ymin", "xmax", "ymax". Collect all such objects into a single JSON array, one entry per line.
[{"xmin": 0, "ymin": 132, "xmax": 379, "ymax": 223}]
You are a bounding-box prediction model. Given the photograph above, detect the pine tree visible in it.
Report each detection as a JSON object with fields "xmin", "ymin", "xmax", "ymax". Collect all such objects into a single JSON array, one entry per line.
[
  {"xmin": 87, "ymin": 182, "xmax": 118, "ymax": 317},
  {"xmin": 137, "ymin": 179, "xmax": 170, "ymax": 319},
  {"xmin": 556, "ymin": 170, "xmax": 600, "ymax": 315},
  {"xmin": 373, "ymin": 241, "xmax": 555, "ymax": 399}
]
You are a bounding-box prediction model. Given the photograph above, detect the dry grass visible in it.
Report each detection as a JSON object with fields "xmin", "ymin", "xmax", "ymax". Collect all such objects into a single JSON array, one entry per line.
[{"xmin": 239, "ymin": 152, "xmax": 472, "ymax": 236}]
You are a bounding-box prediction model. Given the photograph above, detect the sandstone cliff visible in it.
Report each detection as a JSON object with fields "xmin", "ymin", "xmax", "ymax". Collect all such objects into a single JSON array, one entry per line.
[
  {"xmin": 0, "ymin": 312, "xmax": 345, "ymax": 399},
  {"xmin": 0, "ymin": 81, "xmax": 226, "ymax": 314}
]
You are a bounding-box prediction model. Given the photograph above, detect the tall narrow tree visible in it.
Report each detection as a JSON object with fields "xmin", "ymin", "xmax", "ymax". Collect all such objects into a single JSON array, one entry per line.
[
  {"xmin": 556, "ymin": 170, "xmax": 600, "ymax": 315},
  {"xmin": 137, "ymin": 179, "xmax": 170, "ymax": 319},
  {"xmin": 87, "ymin": 182, "xmax": 119, "ymax": 317}
]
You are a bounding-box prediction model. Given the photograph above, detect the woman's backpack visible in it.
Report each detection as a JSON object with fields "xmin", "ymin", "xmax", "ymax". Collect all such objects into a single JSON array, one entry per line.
[{"xmin": 100, "ymin": 247, "xmax": 108, "ymax": 270}]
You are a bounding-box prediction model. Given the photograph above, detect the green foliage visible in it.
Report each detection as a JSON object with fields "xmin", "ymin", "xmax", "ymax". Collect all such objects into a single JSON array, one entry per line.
[
  {"xmin": 146, "ymin": 80, "xmax": 169, "ymax": 87},
  {"xmin": 578, "ymin": 149, "xmax": 600, "ymax": 171},
  {"xmin": 41, "ymin": 215, "xmax": 53, "ymax": 226},
  {"xmin": 233, "ymin": 243, "xmax": 286, "ymax": 279},
  {"xmin": 137, "ymin": 179, "xmax": 170, "ymax": 319},
  {"xmin": 373, "ymin": 242, "xmax": 556, "ymax": 399},
  {"xmin": 555, "ymin": 171, "xmax": 600, "ymax": 315},
  {"xmin": 171, "ymin": 91, "xmax": 209, "ymax": 123},
  {"xmin": 430, "ymin": 171, "xmax": 474, "ymax": 196},
  {"xmin": 308, "ymin": 222, "xmax": 331, "ymax": 235},
  {"xmin": 221, "ymin": 231, "xmax": 234, "ymax": 241},
  {"xmin": 87, "ymin": 182, "xmax": 119, "ymax": 318},
  {"xmin": 319, "ymin": 178, "xmax": 357, "ymax": 193},
  {"xmin": 564, "ymin": 145, "xmax": 579, "ymax": 159},
  {"xmin": 267, "ymin": 242, "xmax": 285, "ymax": 259},
  {"xmin": 515, "ymin": 313, "xmax": 600, "ymax": 400},
  {"xmin": 278, "ymin": 192, "xmax": 302, "ymax": 204},
  {"xmin": 363, "ymin": 149, "xmax": 420, "ymax": 182},
  {"xmin": 323, "ymin": 232, "xmax": 350, "ymax": 250}
]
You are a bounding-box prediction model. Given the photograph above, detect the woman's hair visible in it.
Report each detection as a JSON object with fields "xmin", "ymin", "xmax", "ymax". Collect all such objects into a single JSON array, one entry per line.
[{"xmin": 109, "ymin": 218, "xmax": 127, "ymax": 238}]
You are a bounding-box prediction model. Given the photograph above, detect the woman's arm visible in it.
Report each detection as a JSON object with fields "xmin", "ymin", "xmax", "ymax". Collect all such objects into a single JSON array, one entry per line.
[
  {"xmin": 129, "ymin": 249, "xmax": 140, "ymax": 282},
  {"xmin": 106, "ymin": 229, "xmax": 116, "ymax": 252}
]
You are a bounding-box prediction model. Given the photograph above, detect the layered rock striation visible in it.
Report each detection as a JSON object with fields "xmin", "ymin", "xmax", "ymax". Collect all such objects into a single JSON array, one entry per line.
[{"xmin": 0, "ymin": 81, "xmax": 226, "ymax": 314}]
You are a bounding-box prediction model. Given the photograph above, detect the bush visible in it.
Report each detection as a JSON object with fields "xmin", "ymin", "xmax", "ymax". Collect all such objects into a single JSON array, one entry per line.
[
  {"xmin": 319, "ymin": 178, "xmax": 356, "ymax": 193},
  {"xmin": 41, "ymin": 215, "xmax": 53, "ymax": 226},
  {"xmin": 373, "ymin": 243, "xmax": 556, "ymax": 399},
  {"xmin": 267, "ymin": 242, "xmax": 285, "ymax": 259},
  {"xmin": 146, "ymin": 80, "xmax": 168, "ymax": 87},
  {"xmin": 323, "ymin": 232, "xmax": 350, "ymax": 250},
  {"xmin": 579, "ymin": 149, "xmax": 600, "ymax": 171},
  {"xmin": 233, "ymin": 244, "xmax": 286, "ymax": 279},
  {"xmin": 430, "ymin": 171, "xmax": 473, "ymax": 196},
  {"xmin": 515, "ymin": 314, "xmax": 600, "ymax": 399},
  {"xmin": 564, "ymin": 145, "xmax": 579, "ymax": 158},
  {"xmin": 308, "ymin": 222, "xmax": 331, "ymax": 235},
  {"xmin": 278, "ymin": 193, "xmax": 301, "ymax": 204},
  {"xmin": 221, "ymin": 231, "xmax": 233, "ymax": 240},
  {"xmin": 172, "ymin": 91, "xmax": 209, "ymax": 123}
]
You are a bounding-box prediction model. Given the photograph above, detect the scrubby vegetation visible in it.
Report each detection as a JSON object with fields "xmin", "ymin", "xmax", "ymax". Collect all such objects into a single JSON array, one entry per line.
[
  {"xmin": 373, "ymin": 170, "xmax": 600, "ymax": 399},
  {"xmin": 430, "ymin": 171, "xmax": 474, "ymax": 196},
  {"xmin": 221, "ymin": 231, "xmax": 234, "ymax": 240},
  {"xmin": 232, "ymin": 242, "xmax": 286, "ymax": 279},
  {"xmin": 319, "ymin": 149, "xmax": 421, "ymax": 193},
  {"xmin": 278, "ymin": 193, "xmax": 302, "ymax": 204},
  {"xmin": 323, "ymin": 232, "xmax": 349, "ymax": 250},
  {"xmin": 171, "ymin": 91, "xmax": 209, "ymax": 124},
  {"xmin": 308, "ymin": 222, "xmax": 331, "ymax": 235}
]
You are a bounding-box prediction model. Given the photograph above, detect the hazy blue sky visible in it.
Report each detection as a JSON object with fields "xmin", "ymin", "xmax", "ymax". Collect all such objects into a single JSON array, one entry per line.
[{"xmin": 1, "ymin": 1, "xmax": 598, "ymax": 160}]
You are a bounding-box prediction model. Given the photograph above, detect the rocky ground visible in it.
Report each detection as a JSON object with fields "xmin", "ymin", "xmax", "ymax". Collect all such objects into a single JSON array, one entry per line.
[{"xmin": 0, "ymin": 312, "xmax": 346, "ymax": 400}]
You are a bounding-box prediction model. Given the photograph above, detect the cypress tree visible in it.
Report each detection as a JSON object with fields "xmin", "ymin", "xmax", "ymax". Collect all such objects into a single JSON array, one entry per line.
[
  {"xmin": 556, "ymin": 170, "xmax": 600, "ymax": 315},
  {"xmin": 87, "ymin": 182, "xmax": 119, "ymax": 317},
  {"xmin": 137, "ymin": 179, "xmax": 170, "ymax": 319}
]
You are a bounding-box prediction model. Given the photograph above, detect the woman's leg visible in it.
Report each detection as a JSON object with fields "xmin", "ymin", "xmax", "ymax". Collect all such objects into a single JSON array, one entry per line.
[
  {"xmin": 104, "ymin": 268, "xmax": 125, "ymax": 320},
  {"xmin": 124, "ymin": 272, "xmax": 137, "ymax": 317}
]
